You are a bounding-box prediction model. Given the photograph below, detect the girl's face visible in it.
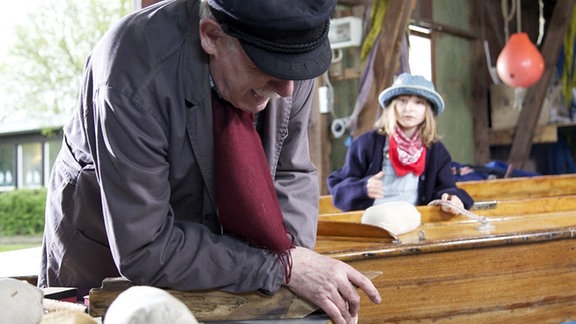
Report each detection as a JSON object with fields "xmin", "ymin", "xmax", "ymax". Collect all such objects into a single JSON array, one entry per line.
[{"xmin": 394, "ymin": 95, "xmax": 429, "ymax": 136}]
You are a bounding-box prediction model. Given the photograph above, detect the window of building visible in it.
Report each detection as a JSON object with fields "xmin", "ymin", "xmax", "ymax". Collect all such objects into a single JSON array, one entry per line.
[
  {"xmin": 18, "ymin": 142, "xmax": 43, "ymax": 189},
  {"xmin": 44, "ymin": 139, "xmax": 62, "ymax": 185},
  {"xmin": 0, "ymin": 144, "xmax": 15, "ymax": 190},
  {"xmin": 408, "ymin": 24, "xmax": 432, "ymax": 81},
  {"xmin": 0, "ymin": 135, "xmax": 62, "ymax": 191}
]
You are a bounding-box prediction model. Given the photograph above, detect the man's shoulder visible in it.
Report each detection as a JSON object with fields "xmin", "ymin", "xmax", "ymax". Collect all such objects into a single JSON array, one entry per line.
[{"xmin": 94, "ymin": 0, "xmax": 197, "ymax": 65}]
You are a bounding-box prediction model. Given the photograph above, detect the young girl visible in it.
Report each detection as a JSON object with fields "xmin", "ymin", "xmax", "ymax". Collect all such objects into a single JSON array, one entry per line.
[{"xmin": 328, "ymin": 73, "xmax": 474, "ymax": 213}]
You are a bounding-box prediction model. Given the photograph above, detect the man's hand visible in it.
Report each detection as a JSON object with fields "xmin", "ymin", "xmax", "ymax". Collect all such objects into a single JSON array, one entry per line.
[{"xmin": 285, "ymin": 246, "xmax": 381, "ymax": 324}]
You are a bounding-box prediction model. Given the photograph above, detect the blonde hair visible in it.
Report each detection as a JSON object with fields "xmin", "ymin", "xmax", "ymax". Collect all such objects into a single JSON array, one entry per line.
[{"xmin": 374, "ymin": 96, "xmax": 441, "ymax": 146}]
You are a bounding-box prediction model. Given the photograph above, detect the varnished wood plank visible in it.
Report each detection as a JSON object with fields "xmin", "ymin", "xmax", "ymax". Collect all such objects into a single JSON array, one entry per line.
[
  {"xmin": 317, "ymin": 214, "xmax": 576, "ymax": 257},
  {"xmin": 88, "ymin": 273, "xmax": 381, "ymax": 321},
  {"xmin": 317, "ymin": 220, "xmax": 397, "ymax": 240},
  {"xmin": 319, "ymin": 200, "xmax": 576, "ymax": 228},
  {"xmin": 457, "ymin": 173, "xmax": 576, "ymax": 201},
  {"xmin": 316, "ymin": 195, "xmax": 576, "ymax": 258},
  {"xmin": 319, "ymin": 194, "xmax": 342, "ymax": 214},
  {"xmin": 341, "ymin": 238, "xmax": 576, "ymax": 323},
  {"xmin": 472, "ymin": 196, "xmax": 576, "ymax": 217},
  {"xmin": 89, "ymin": 279, "xmax": 319, "ymax": 320},
  {"xmin": 320, "ymin": 195, "xmax": 576, "ymax": 224}
]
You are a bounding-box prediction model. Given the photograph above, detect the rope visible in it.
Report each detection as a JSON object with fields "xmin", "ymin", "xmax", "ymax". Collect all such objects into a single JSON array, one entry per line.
[
  {"xmin": 515, "ymin": 0, "xmax": 522, "ymax": 34},
  {"xmin": 536, "ymin": 0, "xmax": 545, "ymax": 46},
  {"xmin": 427, "ymin": 199, "xmax": 495, "ymax": 232},
  {"xmin": 501, "ymin": 0, "xmax": 516, "ymax": 41},
  {"xmin": 501, "ymin": 0, "xmax": 524, "ymax": 39}
]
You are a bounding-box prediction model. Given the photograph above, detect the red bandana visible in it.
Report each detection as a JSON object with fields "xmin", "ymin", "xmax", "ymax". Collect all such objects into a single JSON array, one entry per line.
[
  {"xmin": 211, "ymin": 91, "xmax": 294, "ymax": 283},
  {"xmin": 389, "ymin": 127, "xmax": 426, "ymax": 176}
]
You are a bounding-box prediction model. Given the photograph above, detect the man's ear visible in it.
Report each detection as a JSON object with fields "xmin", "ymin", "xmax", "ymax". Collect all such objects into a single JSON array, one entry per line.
[{"xmin": 199, "ymin": 18, "xmax": 222, "ymax": 55}]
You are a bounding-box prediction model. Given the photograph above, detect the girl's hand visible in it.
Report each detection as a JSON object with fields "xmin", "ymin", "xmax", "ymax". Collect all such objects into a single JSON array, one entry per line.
[
  {"xmin": 366, "ymin": 171, "xmax": 384, "ymax": 199},
  {"xmin": 440, "ymin": 193, "xmax": 464, "ymax": 215}
]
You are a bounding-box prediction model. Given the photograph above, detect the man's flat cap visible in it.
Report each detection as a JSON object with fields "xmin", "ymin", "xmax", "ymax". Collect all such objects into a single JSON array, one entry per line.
[{"xmin": 208, "ymin": 0, "xmax": 337, "ymax": 80}]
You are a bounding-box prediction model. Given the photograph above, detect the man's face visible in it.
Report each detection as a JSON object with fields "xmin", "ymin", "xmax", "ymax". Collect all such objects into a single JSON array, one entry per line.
[{"xmin": 201, "ymin": 19, "xmax": 294, "ymax": 114}]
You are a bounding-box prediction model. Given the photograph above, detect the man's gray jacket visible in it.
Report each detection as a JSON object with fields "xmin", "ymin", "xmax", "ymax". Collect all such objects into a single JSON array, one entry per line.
[{"xmin": 39, "ymin": 0, "xmax": 319, "ymax": 298}]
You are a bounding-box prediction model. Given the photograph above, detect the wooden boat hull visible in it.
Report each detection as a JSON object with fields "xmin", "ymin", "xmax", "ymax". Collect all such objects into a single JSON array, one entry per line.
[
  {"xmin": 316, "ymin": 196, "xmax": 576, "ymax": 323},
  {"xmin": 318, "ymin": 234, "xmax": 576, "ymax": 323},
  {"xmin": 91, "ymin": 230, "xmax": 576, "ymax": 322},
  {"xmin": 86, "ymin": 196, "xmax": 576, "ymax": 322}
]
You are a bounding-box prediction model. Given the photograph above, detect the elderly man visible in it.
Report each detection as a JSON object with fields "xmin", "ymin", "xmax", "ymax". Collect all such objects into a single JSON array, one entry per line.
[{"xmin": 39, "ymin": 0, "xmax": 381, "ymax": 323}]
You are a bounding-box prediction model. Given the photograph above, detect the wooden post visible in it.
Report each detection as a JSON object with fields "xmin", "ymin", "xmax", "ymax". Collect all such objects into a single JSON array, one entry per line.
[
  {"xmin": 308, "ymin": 78, "xmax": 333, "ymax": 195},
  {"xmin": 507, "ymin": 0, "xmax": 576, "ymax": 168},
  {"xmin": 471, "ymin": 1, "xmax": 491, "ymax": 165}
]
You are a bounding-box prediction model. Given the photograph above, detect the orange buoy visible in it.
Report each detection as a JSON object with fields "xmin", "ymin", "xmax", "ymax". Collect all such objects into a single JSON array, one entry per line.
[{"xmin": 496, "ymin": 33, "xmax": 544, "ymax": 88}]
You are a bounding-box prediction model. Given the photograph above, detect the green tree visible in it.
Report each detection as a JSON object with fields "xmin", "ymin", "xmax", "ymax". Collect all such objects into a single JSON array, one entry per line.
[{"xmin": 0, "ymin": 0, "xmax": 133, "ymax": 118}]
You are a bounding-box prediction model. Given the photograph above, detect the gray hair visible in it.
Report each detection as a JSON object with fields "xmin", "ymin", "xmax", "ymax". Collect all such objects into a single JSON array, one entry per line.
[
  {"xmin": 199, "ymin": 1, "xmax": 239, "ymax": 54},
  {"xmin": 199, "ymin": 0, "xmax": 213, "ymax": 19}
]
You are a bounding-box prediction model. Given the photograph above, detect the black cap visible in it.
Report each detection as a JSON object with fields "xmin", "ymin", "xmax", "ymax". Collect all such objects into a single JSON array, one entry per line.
[{"xmin": 207, "ymin": 0, "xmax": 336, "ymax": 80}]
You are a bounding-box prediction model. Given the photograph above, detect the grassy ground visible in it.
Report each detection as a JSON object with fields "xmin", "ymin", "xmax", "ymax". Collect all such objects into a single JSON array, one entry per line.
[
  {"xmin": 0, "ymin": 243, "xmax": 41, "ymax": 252},
  {"xmin": 0, "ymin": 235, "xmax": 42, "ymax": 252}
]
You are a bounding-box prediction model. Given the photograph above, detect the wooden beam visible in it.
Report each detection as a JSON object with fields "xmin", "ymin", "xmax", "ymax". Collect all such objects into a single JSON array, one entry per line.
[
  {"xmin": 355, "ymin": 0, "xmax": 417, "ymax": 136},
  {"xmin": 89, "ymin": 272, "xmax": 381, "ymax": 320},
  {"xmin": 308, "ymin": 79, "xmax": 333, "ymax": 195},
  {"xmin": 88, "ymin": 277, "xmax": 319, "ymax": 320},
  {"xmin": 471, "ymin": 1, "xmax": 491, "ymax": 164},
  {"xmin": 507, "ymin": 0, "xmax": 576, "ymax": 168},
  {"xmin": 489, "ymin": 124, "xmax": 558, "ymax": 145},
  {"xmin": 411, "ymin": 19, "xmax": 477, "ymax": 40}
]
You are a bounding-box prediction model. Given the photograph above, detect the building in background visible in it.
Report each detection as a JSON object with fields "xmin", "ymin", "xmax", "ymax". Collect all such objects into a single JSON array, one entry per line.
[{"xmin": 0, "ymin": 114, "xmax": 65, "ymax": 191}]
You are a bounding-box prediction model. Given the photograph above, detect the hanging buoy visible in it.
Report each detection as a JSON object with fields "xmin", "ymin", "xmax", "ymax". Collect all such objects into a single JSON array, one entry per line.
[{"xmin": 496, "ymin": 32, "xmax": 544, "ymax": 88}]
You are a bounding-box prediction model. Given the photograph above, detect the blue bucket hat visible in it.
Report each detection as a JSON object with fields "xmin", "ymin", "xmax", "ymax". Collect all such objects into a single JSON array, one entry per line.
[
  {"xmin": 208, "ymin": 0, "xmax": 337, "ymax": 81},
  {"xmin": 378, "ymin": 73, "xmax": 445, "ymax": 115}
]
